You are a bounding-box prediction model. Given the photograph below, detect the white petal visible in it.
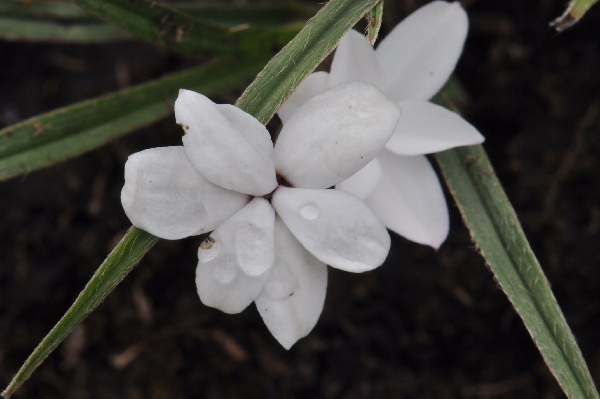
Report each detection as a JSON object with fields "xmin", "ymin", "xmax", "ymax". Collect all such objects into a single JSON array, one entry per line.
[
  {"xmin": 196, "ymin": 197, "xmax": 275, "ymax": 314},
  {"xmin": 121, "ymin": 146, "xmax": 249, "ymax": 240},
  {"xmin": 277, "ymin": 72, "xmax": 329, "ymax": 124},
  {"xmin": 328, "ymin": 29, "xmax": 382, "ymax": 88},
  {"xmin": 336, "ymin": 157, "xmax": 382, "ymax": 200},
  {"xmin": 176, "ymin": 89, "xmax": 277, "ymax": 196},
  {"xmin": 275, "ymin": 82, "xmax": 400, "ymax": 189},
  {"xmin": 272, "ymin": 187, "xmax": 390, "ymax": 273},
  {"xmin": 376, "ymin": 1, "xmax": 468, "ymax": 101},
  {"xmin": 365, "ymin": 150, "xmax": 449, "ymax": 248},
  {"xmin": 386, "ymin": 100, "xmax": 484, "ymax": 155},
  {"xmin": 255, "ymin": 217, "xmax": 327, "ymax": 349}
]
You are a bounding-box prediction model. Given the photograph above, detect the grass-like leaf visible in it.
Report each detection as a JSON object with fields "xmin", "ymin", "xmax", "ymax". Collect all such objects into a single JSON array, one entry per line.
[
  {"xmin": 70, "ymin": 0, "xmax": 302, "ymax": 54},
  {"xmin": 551, "ymin": 0, "xmax": 599, "ymax": 32},
  {"xmin": 0, "ymin": 0, "xmax": 96, "ymax": 20},
  {"xmin": 173, "ymin": 2, "xmax": 316, "ymax": 27},
  {"xmin": 1, "ymin": 0, "xmax": 380, "ymax": 396},
  {"xmin": 435, "ymin": 92, "xmax": 600, "ymax": 399},
  {"xmin": 0, "ymin": 0, "xmax": 315, "ymax": 43},
  {"xmin": 0, "ymin": 0, "xmax": 315, "ymax": 23},
  {"xmin": 0, "ymin": 17, "xmax": 129, "ymax": 42},
  {"xmin": 0, "ymin": 59, "xmax": 266, "ymax": 182},
  {"xmin": 366, "ymin": 1, "xmax": 383, "ymax": 45}
]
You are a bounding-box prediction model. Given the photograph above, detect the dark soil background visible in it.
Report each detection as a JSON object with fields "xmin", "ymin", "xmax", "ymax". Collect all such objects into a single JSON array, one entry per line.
[{"xmin": 1, "ymin": 0, "xmax": 600, "ymax": 398}]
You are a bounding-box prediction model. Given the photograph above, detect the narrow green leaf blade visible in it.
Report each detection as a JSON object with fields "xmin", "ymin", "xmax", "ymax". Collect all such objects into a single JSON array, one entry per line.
[
  {"xmin": 0, "ymin": 17, "xmax": 131, "ymax": 42},
  {"xmin": 551, "ymin": 0, "xmax": 599, "ymax": 32},
  {"xmin": 0, "ymin": 59, "xmax": 266, "ymax": 181},
  {"xmin": 0, "ymin": 0, "xmax": 315, "ymax": 24},
  {"xmin": 435, "ymin": 96, "xmax": 599, "ymax": 399},
  {"xmin": 0, "ymin": 0, "xmax": 314, "ymax": 43},
  {"xmin": 173, "ymin": 2, "xmax": 317, "ymax": 27},
  {"xmin": 70, "ymin": 0, "xmax": 301, "ymax": 55},
  {"xmin": 2, "ymin": 0, "xmax": 379, "ymax": 395},
  {"xmin": 2, "ymin": 227, "xmax": 158, "ymax": 399},
  {"xmin": 366, "ymin": 1, "xmax": 383, "ymax": 45},
  {"xmin": 0, "ymin": 0, "xmax": 94, "ymax": 20}
]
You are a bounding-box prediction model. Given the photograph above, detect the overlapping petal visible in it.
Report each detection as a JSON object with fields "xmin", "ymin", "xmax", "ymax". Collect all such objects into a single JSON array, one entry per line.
[
  {"xmin": 196, "ymin": 198, "xmax": 275, "ymax": 314},
  {"xmin": 278, "ymin": 71, "xmax": 329, "ymax": 124},
  {"xmin": 375, "ymin": 1, "xmax": 468, "ymax": 102},
  {"xmin": 121, "ymin": 146, "xmax": 249, "ymax": 240},
  {"xmin": 255, "ymin": 217, "xmax": 327, "ymax": 349},
  {"xmin": 329, "ymin": 29, "xmax": 382, "ymax": 88},
  {"xmin": 176, "ymin": 89, "xmax": 277, "ymax": 196},
  {"xmin": 386, "ymin": 100, "xmax": 484, "ymax": 155},
  {"xmin": 275, "ymin": 82, "xmax": 400, "ymax": 189},
  {"xmin": 365, "ymin": 150, "xmax": 449, "ymax": 249},
  {"xmin": 335, "ymin": 158, "xmax": 382, "ymax": 201},
  {"xmin": 272, "ymin": 187, "xmax": 390, "ymax": 272}
]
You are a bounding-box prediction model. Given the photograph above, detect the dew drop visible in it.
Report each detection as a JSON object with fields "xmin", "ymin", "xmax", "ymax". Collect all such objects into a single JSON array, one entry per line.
[
  {"xmin": 236, "ymin": 225, "xmax": 272, "ymax": 276},
  {"xmin": 214, "ymin": 261, "xmax": 236, "ymax": 284},
  {"xmin": 199, "ymin": 236, "xmax": 219, "ymax": 263},
  {"xmin": 299, "ymin": 203, "xmax": 319, "ymax": 220}
]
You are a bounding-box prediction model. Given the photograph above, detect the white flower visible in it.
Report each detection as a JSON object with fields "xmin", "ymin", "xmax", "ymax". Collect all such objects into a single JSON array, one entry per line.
[
  {"xmin": 279, "ymin": 1, "xmax": 485, "ymax": 249},
  {"xmin": 121, "ymin": 82, "xmax": 401, "ymax": 348}
]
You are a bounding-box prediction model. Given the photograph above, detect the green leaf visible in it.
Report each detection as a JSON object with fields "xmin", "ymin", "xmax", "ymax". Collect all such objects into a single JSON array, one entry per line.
[
  {"xmin": 551, "ymin": 0, "xmax": 599, "ymax": 32},
  {"xmin": 0, "ymin": 0, "xmax": 94, "ymax": 20},
  {"xmin": 0, "ymin": 0, "xmax": 315, "ymax": 43},
  {"xmin": 0, "ymin": 0, "xmax": 315, "ymax": 24},
  {"xmin": 366, "ymin": 1, "xmax": 383, "ymax": 45},
  {"xmin": 2, "ymin": 227, "xmax": 158, "ymax": 399},
  {"xmin": 173, "ymin": 2, "xmax": 317, "ymax": 27},
  {"xmin": 0, "ymin": 0, "xmax": 127, "ymax": 42},
  {"xmin": 434, "ymin": 93, "xmax": 600, "ymax": 399},
  {"xmin": 70, "ymin": 0, "xmax": 302, "ymax": 54},
  {"xmin": 1, "ymin": 0, "xmax": 379, "ymax": 396},
  {"xmin": 0, "ymin": 58, "xmax": 266, "ymax": 182},
  {"xmin": 0, "ymin": 17, "xmax": 130, "ymax": 42}
]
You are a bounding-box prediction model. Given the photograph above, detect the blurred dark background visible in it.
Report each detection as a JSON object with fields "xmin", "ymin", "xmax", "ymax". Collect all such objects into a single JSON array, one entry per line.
[{"xmin": 1, "ymin": 0, "xmax": 600, "ymax": 398}]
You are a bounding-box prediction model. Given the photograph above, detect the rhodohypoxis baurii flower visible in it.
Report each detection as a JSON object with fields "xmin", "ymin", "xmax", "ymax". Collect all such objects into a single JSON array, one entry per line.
[
  {"xmin": 279, "ymin": 1, "xmax": 485, "ymax": 249},
  {"xmin": 121, "ymin": 82, "xmax": 401, "ymax": 348}
]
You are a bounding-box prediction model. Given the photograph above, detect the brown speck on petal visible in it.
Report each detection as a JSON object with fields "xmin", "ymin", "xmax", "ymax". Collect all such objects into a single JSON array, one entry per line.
[{"xmin": 200, "ymin": 236, "xmax": 216, "ymax": 250}]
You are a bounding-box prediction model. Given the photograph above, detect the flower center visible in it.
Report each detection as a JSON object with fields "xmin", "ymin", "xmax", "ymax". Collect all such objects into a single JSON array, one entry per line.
[{"xmin": 263, "ymin": 174, "xmax": 292, "ymax": 201}]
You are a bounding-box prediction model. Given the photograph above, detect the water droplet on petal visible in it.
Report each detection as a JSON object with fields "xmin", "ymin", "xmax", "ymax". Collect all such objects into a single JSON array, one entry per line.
[
  {"xmin": 199, "ymin": 236, "xmax": 219, "ymax": 263},
  {"xmin": 264, "ymin": 265, "xmax": 299, "ymax": 300},
  {"xmin": 299, "ymin": 203, "xmax": 319, "ymax": 220},
  {"xmin": 214, "ymin": 261, "xmax": 236, "ymax": 284},
  {"xmin": 236, "ymin": 225, "xmax": 272, "ymax": 276}
]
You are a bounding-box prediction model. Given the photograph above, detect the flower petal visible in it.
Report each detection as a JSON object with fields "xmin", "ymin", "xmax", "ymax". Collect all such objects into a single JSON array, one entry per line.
[
  {"xmin": 272, "ymin": 187, "xmax": 390, "ymax": 273},
  {"xmin": 335, "ymin": 157, "xmax": 382, "ymax": 201},
  {"xmin": 375, "ymin": 1, "xmax": 468, "ymax": 101},
  {"xmin": 121, "ymin": 146, "xmax": 249, "ymax": 240},
  {"xmin": 176, "ymin": 89, "xmax": 277, "ymax": 196},
  {"xmin": 255, "ymin": 216, "xmax": 327, "ymax": 350},
  {"xmin": 365, "ymin": 150, "xmax": 449, "ymax": 249},
  {"xmin": 386, "ymin": 100, "xmax": 484, "ymax": 155},
  {"xmin": 196, "ymin": 197, "xmax": 275, "ymax": 314},
  {"xmin": 275, "ymin": 82, "xmax": 400, "ymax": 189},
  {"xmin": 329, "ymin": 29, "xmax": 382, "ymax": 88},
  {"xmin": 277, "ymin": 71, "xmax": 329, "ymax": 124}
]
